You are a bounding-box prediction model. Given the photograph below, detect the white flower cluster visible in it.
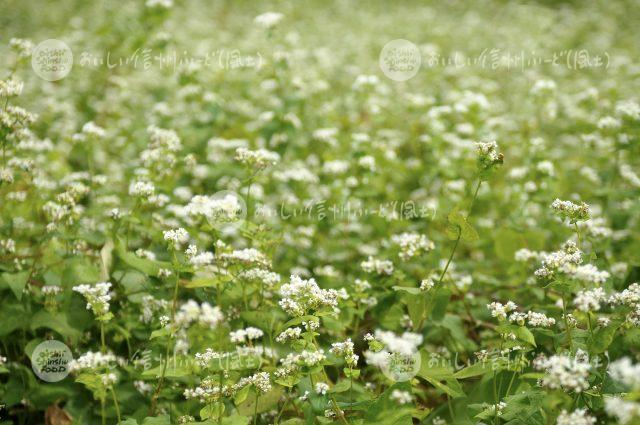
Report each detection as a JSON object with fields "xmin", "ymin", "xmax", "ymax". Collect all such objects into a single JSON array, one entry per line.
[
  {"xmin": 236, "ymin": 371, "xmax": 271, "ymax": 394},
  {"xmin": 330, "ymin": 338, "xmax": 358, "ymax": 366},
  {"xmin": 573, "ymin": 287, "xmax": 606, "ymax": 312},
  {"xmin": 390, "ymin": 232, "xmax": 435, "ymax": 260},
  {"xmin": 361, "ymin": 256, "xmax": 394, "ymax": 275},
  {"xmin": 550, "ymin": 199, "xmax": 590, "ymax": 223},
  {"xmin": 608, "ymin": 357, "xmax": 640, "ymax": 390},
  {"xmin": 556, "ymin": 408, "xmax": 595, "ymax": 425},
  {"xmin": 534, "ymin": 240, "xmax": 609, "ymax": 284},
  {"xmin": 487, "ymin": 301, "xmax": 518, "ymax": 320},
  {"xmin": 185, "ymin": 194, "xmax": 243, "ymax": 223},
  {"xmin": 238, "ymin": 268, "xmax": 281, "ymax": 289},
  {"xmin": 0, "ymin": 78, "xmax": 24, "ymax": 97},
  {"xmin": 279, "ymin": 275, "xmax": 341, "ymax": 316},
  {"xmin": 475, "ymin": 141, "xmax": 503, "ymax": 171},
  {"xmin": 219, "ymin": 248, "xmax": 271, "ymax": 268},
  {"xmin": 275, "ymin": 327, "xmax": 302, "ymax": 343},
  {"xmin": 163, "ymin": 227, "xmax": 189, "ymax": 248},
  {"xmin": 605, "ymin": 397, "xmax": 640, "ymax": 425},
  {"xmin": 129, "ymin": 180, "xmax": 155, "ymax": 197},
  {"xmin": 230, "ymin": 327, "xmax": 264, "ymax": 344},
  {"xmin": 73, "ymin": 282, "xmax": 112, "ymax": 319},
  {"xmin": 488, "ymin": 301, "xmax": 555, "ymax": 327},
  {"xmin": 174, "ymin": 300, "xmax": 224, "ymax": 329},
  {"xmin": 372, "ymin": 330, "xmax": 422, "ymax": 356},
  {"xmin": 234, "ymin": 147, "xmax": 279, "ymax": 170},
  {"xmin": 253, "ymin": 12, "xmax": 284, "ymax": 29},
  {"xmin": 315, "ymin": 382, "xmax": 329, "ymax": 395},
  {"xmin": 609, "ymin": 283, "xmax": 640, "ymax": 325},
  {"xmin": 69, "ymin": 351, "xmax": 116, "ymax": 372},
  {"xmin": 533, "ymin": 350, "xmax": 591, "ymax": 393},
  {"xmin": 390, "ymin": 389, "xmax": 413, "ymax": 405}
]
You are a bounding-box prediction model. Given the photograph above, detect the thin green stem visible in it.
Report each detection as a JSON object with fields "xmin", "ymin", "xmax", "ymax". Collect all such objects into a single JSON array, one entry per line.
[{"xmin": 111, "ymin": 387, "xmax": 122, "ymax": 424}]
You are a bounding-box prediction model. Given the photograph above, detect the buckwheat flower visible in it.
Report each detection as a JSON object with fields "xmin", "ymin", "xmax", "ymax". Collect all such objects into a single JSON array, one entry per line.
[
  {"xmin": 526, "ymin": 311, "xmax": 556, "ymax": 328},
  {"xmin": 219, "ymin": 248, "xmax": 270, "ymax": 268},
  {"xmin": 238, "ymin": 268, "xmax": 281, "ymax": 289},
  {"xmin": 276, "ymin": 327, "xmax": 302, "ymax": 343},
  {"xmin": 556, "ymin": 408, "xmax": 596, "ymax": 425},
  {"xmin": 358, "ymin": 155, "xmax": 376, "ymax": 171},
  {"xmin": 487, "ymin": 301, "xmax": 518, "ymax": 321},
  {"xmin": 531, "ymin": 79, "xmax": 556, "ymax": 97},
  {"xmin": 42, "ymin": 285, "xmax": 62, "ymax": 296},
  {"xmin": 254, "ymin": 12, "xmax": 284, "ymax": 29},
  {"xmin": 73, "ymin": 282, "xmax": 112, "ymax": 320},
  {"xmin": 237, "ymin": 372, "xmax": 271, "ymax": 394},
  {"xmin": 550, "ymin": 199, "xmax": 590, "ymax": 223},
  {"xmin": 605, "ymin": 397, "xmax": 640, "ymax": 424},
  {"xmin": 619, "ymin": 164, "xmax": 640, "ymax": 188},
  {"xmin": 163, "ymin": 228, "xmax": 189, "ymax": 248},
  {"xmin": 178, "ymin": 416, "xmax": 196, "ymax": 424},
  {"xmin": 9, "ymin": 38, "xmax": 34, "ymax": 58},
  {"xmin": 230, "ymin": 327, "xmax": 264, "ymax": 344},
  {"xmin": 608, "ymin": 357, "xmax": 640, "ymax": 390},
  {"xmin": 475, "ymin": 141, "xmax": 503, "ymax": 172},
  {"xmin": 598, "ymin": 317, "xmax": 611, "ymax": 327},
  {"xmin": 420, "ymin": 278, "xmax": 436, "ymax": 291},
  {"xmin": 390, "ymin": 232, "xmax": 435, "ymax": 260},
  {"xmin": 373, "ymin": 330, "xmax": 422, "ymax": 356},
  {"xmin": 279, "ymin": 275, "xmax": 341, "ymax": 316},
  {"xmin": 189, "ymin": 251, "xmax": 214, "ymax": 267},
  {"xmin": 533, "ymin": 350, "xmax": 591, "ymax": 393},
  {"xmin": 0, "ymin": 168, "xmax": 14, "ymax": 184},
  {"xmin": 0, "ymin": 78, "xmax": 24, "ymax": 97},
  {"xmin": 129, "ymin": 180, "xmax": 155, "ymax": 197},
  {"xmin": 330, "ymin": 338, "xmax": 358, "ymax": 366},
  {"xmin": 361, "ymin": 256, "xmax": 394, "ymax": 275},
  {"xmin": 68, "ymin": 351, "xmax": 116, "ymax": 372},
  {"xmin": 315, "ymin": 382, "xmax": 329, "ymax": 395},
  {"xmin": 146, "ymin": 0, "xmax": 173, "ymax": 8},
  {"xmin": 574, "ymin": 287, "xmax": 606, "ymax": 312},
  {"xmin": 234, "ymin": 147, "xmax": 279, "ymax": 170},
  {"xmin": 101, "ymin": 373, "xmax": 118, "ymax": 386},
  {"xmin": 572, "ymin": 264, "xmax": 609, "ymax": 284},
  {"xmin": 390, "ymin": 389, "xmax": 413, "ymax": 405},
  {"xmin": 597, "ymin": 116, "xmax": 621, "ymax": 131}
]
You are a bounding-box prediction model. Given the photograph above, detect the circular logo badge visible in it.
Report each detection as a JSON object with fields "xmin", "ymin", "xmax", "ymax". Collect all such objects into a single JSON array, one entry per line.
[
  {"xmin": 379, "ymin": 39, "xmax": 421, "ymax": 82},
  {"xmin": 207, "ymin": 190, "xmax": 247, "ymax": 230},
  {"xmin": 380, "ymin": 350, "xmax": 421, "ymax": 382},
  {"xmin": 31, "ymin": 340, "xmax": 73, "ymax": 382},
  {"xmin": 31, "ymin": 39, "xmax": 73, "ymax": 81}
]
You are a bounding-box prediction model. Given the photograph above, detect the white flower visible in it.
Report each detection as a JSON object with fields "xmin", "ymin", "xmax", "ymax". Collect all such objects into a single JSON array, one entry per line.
[
  {"xmin": 605, "ymin": 397, "xmax": 640, "ymax": 424},
  {"xmin": 254, "ymin": 12, "xmax": 283, "ymax": 29},
  {"xmin": 279, "ymin": 275, "xmax": 342, "ymax": 316},
  {"xmin": 390, "ymin": 389, "xmax": 413, "ymax": 405},
  {"xmin": 163, "ymin": 228, "xmax": 189, "ymax": 248},
  {"xmin": 574, "ymin": 287, "xmax": 606, "ymax": 312},
  {"xmin": 73, "ymin": 282, "xmax": 112, "ymax": 319},
  {"xmin": 129, "ymin": 181, "xmax": 155, "ymax": 197},
  {"xmin": 390, "ymin": 232, "xmax": 435, "ymax": 260},
  {"xmin": 556, "ymin": 408, "xmax": 595, "ymax": 425},
  {"xmin": 534, "ymin": 350, "xmax": 591, "ymax": 393},
  {"xmin": 361, "ymin": 256, "xmax": 394, "ymax": 275},
  {"xmin": 315, "ymin": 382, "xmax": 329, "ymax": 395},
  {"xmin": 69, "ymin": 351, "xmax": 116, "ymax": 372},
  {"xmin": 235, "ymin": 147, "xmax": 279, "ymax": 170},
  {"xmin": 608, "ymin": 357, "xmax": 640, "ymax": 390}
]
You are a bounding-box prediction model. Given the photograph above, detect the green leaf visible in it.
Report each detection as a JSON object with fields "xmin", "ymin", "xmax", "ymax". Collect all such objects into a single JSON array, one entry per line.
[
  {"xmin": 447, "ymin": 209, "xmax": 479, "ymax": 241},
  {"xmin": 1, "ymin": 271, "xmax": 30, "ymax": 300},
  {"xmin": 30, "ymin": 309, "xmax": 82, "ymax": 341},
  {"xmin": 392, "ymin": 286, "xmax": 422, "ymax": 295},
  {"xmin": 142, "ymin": 416, "xmax": 171, "ymax": 425}
]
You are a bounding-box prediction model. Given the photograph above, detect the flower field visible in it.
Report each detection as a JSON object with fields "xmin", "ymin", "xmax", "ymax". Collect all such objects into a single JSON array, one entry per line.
[{"xmin": 1, "ymin": 0, "xmax": 640, "ymax": 424}]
